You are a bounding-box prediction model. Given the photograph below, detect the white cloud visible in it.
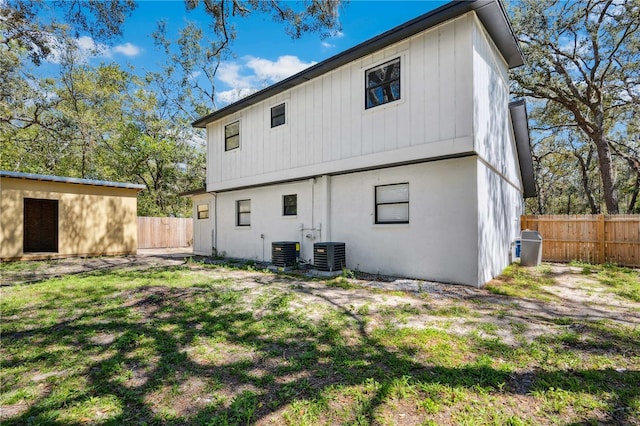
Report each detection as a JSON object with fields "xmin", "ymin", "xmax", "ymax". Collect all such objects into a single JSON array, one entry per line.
[
  {"xmin": 113, "ymin": 42, "xmax": 141, "ymax": 57},
  {"xmin": 321, "ymin": 41, "xmax": 335, "ymax": 49},
  {"xmin": 215, "ymin": 55, "xmax": 316, "ymax": 106},
  {"xmin": 217, "ymin": 87, "xmax": 259, "ymax": 105},
  {"xmin": 217, "ymin": 62, "xmax": 252, "ymax": 88},
  {"xmin": 245, "ymin": 55, "xmax": 316, "ymax": 83},
  {"xmin": 45, "ymin": 36, "xmax": 140, "ymax": 63}
]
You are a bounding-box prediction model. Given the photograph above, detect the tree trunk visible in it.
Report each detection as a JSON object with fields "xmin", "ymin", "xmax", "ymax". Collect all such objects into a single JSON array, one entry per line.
[
  {"xmin": 593, "ymin": 132, "xmax": 619, "ymax": 214},
  {"xmin": 574, "ymin": 149, "xmax": 599, "ymax": 214}
]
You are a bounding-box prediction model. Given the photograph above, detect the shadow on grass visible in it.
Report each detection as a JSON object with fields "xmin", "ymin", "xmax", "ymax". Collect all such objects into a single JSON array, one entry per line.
[{"xmin": 2, "ymin": 266, "xmax": 639, "ymax": 425}]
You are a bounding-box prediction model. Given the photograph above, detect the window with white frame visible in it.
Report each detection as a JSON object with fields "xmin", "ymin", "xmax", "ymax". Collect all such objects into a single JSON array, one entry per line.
[
  {"xmin": 236, "ymin": 199, "xmax": 251, "ymax": 226},
  {"xmin": 283, "ymin": 194, "xmax": 297, "ymax": 216},
  {"xmin": 225, "ymin": 121, "xmax": 240, "ymax": 151},
  {"xmin": 365, "ymin": 58, "xmax": 401, "ymax": 109},
  {"xmin": 271, "ymin": 103, "xmax": 286, "ymax": 128},
  {"xmin": 375, "ymin": 183, "xmax": 409, "ymax": 224},
  {"xmin": 197, "ymin": 204, "xmax": 209, "ymax": 219}
]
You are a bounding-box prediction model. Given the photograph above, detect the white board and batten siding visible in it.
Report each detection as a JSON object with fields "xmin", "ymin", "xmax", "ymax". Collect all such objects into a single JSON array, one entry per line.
[
  {"xmin": 472, "ymin": 15, "xmax": 522, "ymax": 189},
  {"xmin": 207, "ymin": 13, "xmax": 477, "ymax": 192}
]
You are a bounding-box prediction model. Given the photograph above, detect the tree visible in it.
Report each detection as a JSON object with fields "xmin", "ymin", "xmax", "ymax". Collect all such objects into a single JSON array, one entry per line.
[
  {"xmin": 1, "ymin": 0, "xmax": 344, "ymax": 215},
  {"xmin": 1, "ymin": 0, "xmax": 136, "ymax": 65},
  {"xmin": 509, "ymin": 0, "xmax": 640, "ymax": 214}
]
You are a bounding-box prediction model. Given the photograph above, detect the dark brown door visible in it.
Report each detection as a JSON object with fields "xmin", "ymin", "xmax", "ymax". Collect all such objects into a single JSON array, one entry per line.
[{"xmin": 23, "ymin": 198, "xmax": 59, "ymax": 252}]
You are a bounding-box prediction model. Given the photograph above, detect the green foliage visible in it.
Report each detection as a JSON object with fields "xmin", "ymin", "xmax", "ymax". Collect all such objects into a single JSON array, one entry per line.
[
  {"xmin": 509, "ymin": 0, "xmax": 640, "ymax": 214},
  {"xmin": 1, "ymin": 0, "xmax": 344, "ymax": 218}
]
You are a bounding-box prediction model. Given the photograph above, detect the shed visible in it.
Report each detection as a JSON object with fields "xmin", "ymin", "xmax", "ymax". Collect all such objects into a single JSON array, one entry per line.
[{"xmin": 0, "ymin": 171, "xmax": 145, "ymax": 261}]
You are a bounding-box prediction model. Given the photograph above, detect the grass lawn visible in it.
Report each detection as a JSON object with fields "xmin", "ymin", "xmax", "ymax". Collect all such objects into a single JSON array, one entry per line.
[{"xmin": 1, "ymin": 259, "xmax": 639, "ymax": 425}]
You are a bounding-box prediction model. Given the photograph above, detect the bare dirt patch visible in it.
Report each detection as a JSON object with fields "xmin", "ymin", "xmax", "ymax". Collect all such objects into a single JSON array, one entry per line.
[{"xmin": 3, "ymin": 253, "xmax": 639, "ymax": 425}]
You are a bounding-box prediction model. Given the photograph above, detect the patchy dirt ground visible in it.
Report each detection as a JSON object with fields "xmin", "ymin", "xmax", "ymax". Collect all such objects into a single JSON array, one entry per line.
[
  {"xmin": 2, "ymin": 251, "xmax": 639, "ymax": 425},
  {"xmin": 3, "ymin": 251, "xmax": 639, "ymax": 347}
]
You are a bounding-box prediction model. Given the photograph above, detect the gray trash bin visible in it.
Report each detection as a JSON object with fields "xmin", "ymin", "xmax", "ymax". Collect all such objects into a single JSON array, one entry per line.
[{"xmin": 520, "ymin": 230, "xmax": 542, "ymax": 267}]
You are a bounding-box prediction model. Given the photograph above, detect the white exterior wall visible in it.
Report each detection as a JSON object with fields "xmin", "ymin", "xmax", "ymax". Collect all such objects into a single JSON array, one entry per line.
[
  {"xmin": 215, "ymin": 180, "xmax": 324, "ymax": 263},
  {"xmin": 472, "ymin": 16, "xmax": 522, "ymax": 188},
  {"xmin": 330, "ymin": 158, "xmax": 479, "ymax": 285},
  {"xmin": 206, "ymin": 13, "xmax": 476, "ymax": 192},
  {"xmin": 472, "ymin": 16, "xmax": 524, "ymax": 284},
  {"xmin": 214, "ymin": 159, "xmax": 480, "ymax": 286},
  {"xmin": 476, "ymin": 159, "xmax": 523, "ymax": 284},
  {"xmin": 192, "ymin": 193, "xmax": 215, "ymax": 256},
  {"xmin": 201, "ymin": 10, "xmax": 527, "ymax": 287}
]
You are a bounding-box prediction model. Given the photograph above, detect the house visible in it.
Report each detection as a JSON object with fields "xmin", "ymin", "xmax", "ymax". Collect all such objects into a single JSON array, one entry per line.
[
  {"xmin": 190, "ymin": 0, "xmax": 535, "ymax": 286},
  {"xmin": 0, "ymin": 171, "xmax": 145, "ymax": 261},
  {"xmin": 181, "ymin": 187, "xmax": 215, "ymax": 256}
]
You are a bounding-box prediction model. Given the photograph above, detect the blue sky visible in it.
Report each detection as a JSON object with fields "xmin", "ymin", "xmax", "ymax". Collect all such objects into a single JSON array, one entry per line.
[{"xmin": 43, "ymin": 1, "xmax": 447, "ymax": 106}]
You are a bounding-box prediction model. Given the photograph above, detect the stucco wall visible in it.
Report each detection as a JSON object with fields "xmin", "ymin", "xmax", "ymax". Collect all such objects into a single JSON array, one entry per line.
[
  {"xmin": 330, "ymin": 158, "xmax": 479, "ymax": 285},
  {"xmin": 215, "ymin": 180, "xmax": 320, "ymax": 263},
  {"xmin": 191, "ymin": 193, "xmax": 215, "ymax": 256},
  {"xmin": 476, "ymin": 159, "xmax": 523, "ymax": 285},
  {"xmin": 0, "ymin": 177, "xmax": 139, "ymax": 260},
  {"xmin": 213, "ymin": 158, "xmax": 480, "ymax": 285}
]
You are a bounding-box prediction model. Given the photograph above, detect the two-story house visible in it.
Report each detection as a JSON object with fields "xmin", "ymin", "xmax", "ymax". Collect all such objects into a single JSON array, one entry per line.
[{"xmin": 190, "ymin": 0, "xmax": 535, "ymax": 287}]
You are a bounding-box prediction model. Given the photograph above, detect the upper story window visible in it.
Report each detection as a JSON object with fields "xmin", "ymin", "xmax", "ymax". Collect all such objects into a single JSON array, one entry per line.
[
  {"xmin": 225, "ymin": 121, "xmax": 240, "ymax": 151},
  {"xmin": 365, "ymin": 58, "xmax": 401, "ymax": 109},
  {"xmin": 271, "ymin": 103, "xmax": 286, "ymax": 128},
  {"xmin": 197, "ymin": 204, "xmax": 209, "ymax": 219},
  {"xmin": 283, "ymin": 194, "xmax": 297, "ymax": 216},
  {"xmin": 375, "ymin": 183, "xmax": 409, "ymax": 224}
]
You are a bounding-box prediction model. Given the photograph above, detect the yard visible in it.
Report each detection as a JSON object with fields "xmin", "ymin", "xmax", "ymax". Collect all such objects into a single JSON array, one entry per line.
[{"xmin": 1, "ymin": 255, "xmax": 639, "ymax": 425}]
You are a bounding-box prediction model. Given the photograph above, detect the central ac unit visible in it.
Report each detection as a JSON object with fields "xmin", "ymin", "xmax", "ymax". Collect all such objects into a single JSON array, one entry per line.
[
  {"xmin": 314, "ymin": 242, "xmax": 346, "ymax": 272},
  {"xmin": 272, "ymin": 241, "xmax": 300, "ymax": 267}
]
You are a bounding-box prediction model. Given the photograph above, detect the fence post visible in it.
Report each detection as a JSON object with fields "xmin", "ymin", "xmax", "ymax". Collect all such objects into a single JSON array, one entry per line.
[{"xmin": 598, "ymin": 214, "xmax": 605, "ymax": 264}]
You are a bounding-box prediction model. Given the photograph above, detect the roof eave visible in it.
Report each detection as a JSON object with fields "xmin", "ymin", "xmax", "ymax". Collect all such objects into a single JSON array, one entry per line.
[
  {"xmin": 509, "ymin": 99, "xmax": 536, "ymax": 199},
  {"xmin": 0, "ymin": 170, "xmax": 146, "ymax": 191}
]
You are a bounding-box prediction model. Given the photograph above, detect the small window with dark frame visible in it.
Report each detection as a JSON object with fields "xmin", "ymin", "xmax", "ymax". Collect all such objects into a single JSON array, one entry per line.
[
  {"xmin": 236, "ymin": 199, "xmax": 251, "ymax": 226},
  {"xmin": 225, "ymin": 121, "xmax": 240, "ymax": 151},
  {"xmin": 197, "ymin": 204, "xmax": 209, "ymax": 219},
  {"xmin": 283, "ymin": 194, "xmax": 297, "ymax": 216},
  {"xmin": 271, "ymin": 103, "xmax": 286, "ymax": 128},
  {"xmin": 375, "ymin": 183, "xmax": 409, "ymax": 224},
  {"xmin": 365, "ymin": 58, "xmax": 401, "ymax": 109}
]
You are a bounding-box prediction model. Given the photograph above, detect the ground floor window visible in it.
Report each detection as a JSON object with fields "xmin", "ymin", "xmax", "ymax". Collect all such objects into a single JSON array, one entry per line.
[
  {"xmin": 375, "ymin": 183, "xmax": 409, "ymax": 224},
  {"xmin": 236, "ymin": 199, "xmax": 251, "ymax": 226},
  {"xmin": 23, "ymin": 198, "xmax": 59, "ymax": 252},
  {"xmin": 283, "ymin": 194, "xmax": 297, "ymax": 216},
  {"xmin": 197, "ymin": 204, "xmax": 209, "ymax": 219}
]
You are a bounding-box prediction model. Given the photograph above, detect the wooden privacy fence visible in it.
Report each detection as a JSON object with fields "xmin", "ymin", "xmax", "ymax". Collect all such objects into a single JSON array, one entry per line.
[
  {"xmin": 521, "ymin": 215, "xmax": 640, "ymax": 267},
  {"xmin": 137, "ymin": 217, "xmax": 193, "ymax": 249}
]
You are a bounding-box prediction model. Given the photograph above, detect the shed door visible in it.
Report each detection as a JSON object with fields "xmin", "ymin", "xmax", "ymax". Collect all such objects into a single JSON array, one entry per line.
[{"xmin": 24, "ymin": 198, "xmax": 59, "ymax": 252}]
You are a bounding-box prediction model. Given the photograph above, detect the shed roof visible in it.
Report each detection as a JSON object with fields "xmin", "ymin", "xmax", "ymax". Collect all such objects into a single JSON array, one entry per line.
[
  {"xmin": 192, "ymin": 0, "xmax": 523, "ymax": 128},
  {"xmin": 0, "ymin": 170, "xmax": 146, "ymax": 191}
]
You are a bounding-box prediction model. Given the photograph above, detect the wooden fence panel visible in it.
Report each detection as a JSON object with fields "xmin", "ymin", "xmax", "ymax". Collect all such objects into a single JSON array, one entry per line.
[
  {"xmin": 137, "ymin": 217, "xmax": 193, "ymax": 249},
  {"xmin": 521, "ymin": 215, "xmax": 640, "ymax": 267}
]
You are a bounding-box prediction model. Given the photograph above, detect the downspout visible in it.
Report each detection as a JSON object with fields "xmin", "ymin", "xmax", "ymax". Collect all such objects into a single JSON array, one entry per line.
[{"xmin": 321, "ymin": 175, "xmax": 331, "ymax": 241}]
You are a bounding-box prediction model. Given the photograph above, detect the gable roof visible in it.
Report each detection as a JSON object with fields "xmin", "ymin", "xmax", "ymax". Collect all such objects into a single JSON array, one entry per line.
[
  {"xmin": 0, "ymin": 170, "xmax": 146, "ymax": 191},
  {"xmin": 193, "ymin": 0, "xmax": 523, "ymax": 128}
]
